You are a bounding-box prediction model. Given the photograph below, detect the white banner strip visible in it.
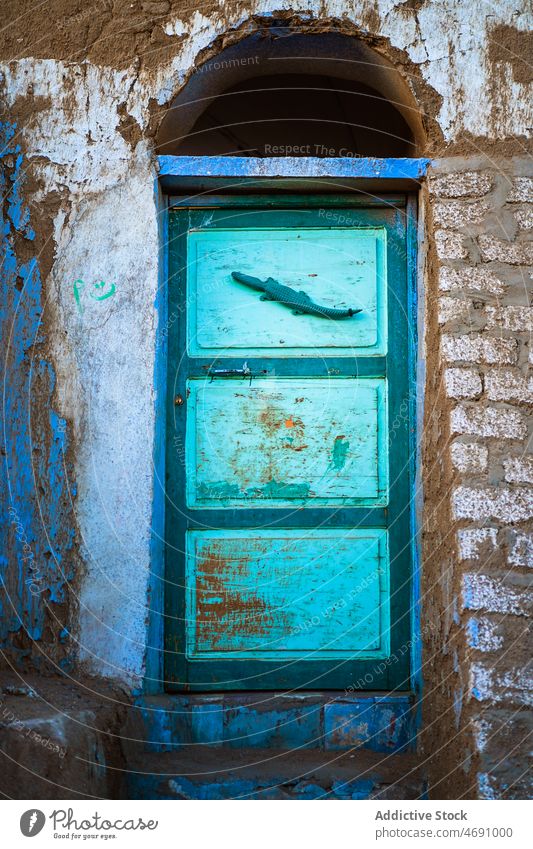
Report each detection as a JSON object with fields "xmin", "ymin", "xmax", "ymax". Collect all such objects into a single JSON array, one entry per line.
[{"xmin": 3, "ymin": 799, "xmax": 531, "ymax": 848}]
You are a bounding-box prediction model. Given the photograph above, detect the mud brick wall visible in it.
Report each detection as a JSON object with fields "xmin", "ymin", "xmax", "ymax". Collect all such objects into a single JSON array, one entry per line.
[{"xmin": 424, "ymin": 159, "xmax": 532, "ymax": 799}]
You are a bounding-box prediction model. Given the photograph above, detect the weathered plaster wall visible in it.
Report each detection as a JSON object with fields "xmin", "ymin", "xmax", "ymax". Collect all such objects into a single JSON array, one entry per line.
[
  {"xmin": 1, "ymin": 61, "xmax": 161, "ymax": 686},
  {"xmin": 0, "ymin": 0, "xmax": 532, "ymax": 148},
  {"xmin": 1, "ymin": 0, "xmax": 531, "ymax": 798}
]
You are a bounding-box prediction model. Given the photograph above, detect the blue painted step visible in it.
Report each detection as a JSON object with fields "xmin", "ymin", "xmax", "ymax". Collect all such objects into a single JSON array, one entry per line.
[
  {"xmin": 124, "ymin": 747, "xmax": 425, "ymax": 800},
  {"xmin": 124, "ymin": 693, "xmax": 416, "ymax": 756}
]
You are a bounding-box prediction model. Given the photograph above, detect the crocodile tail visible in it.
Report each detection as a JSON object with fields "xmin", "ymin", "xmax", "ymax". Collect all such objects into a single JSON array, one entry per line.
[{"xmin": 324, "ymin": 306, "xmax": 362, "ymax": 319}]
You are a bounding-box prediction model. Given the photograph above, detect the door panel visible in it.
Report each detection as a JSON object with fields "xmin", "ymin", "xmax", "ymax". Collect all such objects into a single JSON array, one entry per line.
[
  {"xmin": 186, "ymin": 529, "xmax": 389, "ymax": 659},
  {"xmin": 165, "ymin": 199, "xmax": 414, "ymax": 692},
  {"xmin": 187, "ymin": 228, "xmax": 387, "ymax": 356},
  {"xmin": 187, "ymin": 378, "xmax": 388, "ymax": 507}
]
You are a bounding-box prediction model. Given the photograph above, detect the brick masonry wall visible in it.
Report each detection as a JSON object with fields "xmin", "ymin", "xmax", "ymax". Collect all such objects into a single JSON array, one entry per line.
[{"xmin": 425, "ymin": 158, "xmax": 532, "ymax": 799}]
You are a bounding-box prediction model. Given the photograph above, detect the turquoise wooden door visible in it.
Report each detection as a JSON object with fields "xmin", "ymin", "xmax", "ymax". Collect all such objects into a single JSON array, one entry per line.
[{"xmin": 165, "ymin": 197, "xmax": 414, "ymax": 691}]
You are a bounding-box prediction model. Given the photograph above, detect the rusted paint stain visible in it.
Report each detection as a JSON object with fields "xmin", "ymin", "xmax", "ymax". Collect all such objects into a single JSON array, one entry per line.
[
  {"xmin": 258, "ymin": 406, "xmax": 283, "ymax": 438},
  {"xmin": 186, "ymin": 529, "xmax": 389, "ymax": 659},
  {"xmin": 195, "ymin": 544, "xmax": 279, "ymax": 651}
]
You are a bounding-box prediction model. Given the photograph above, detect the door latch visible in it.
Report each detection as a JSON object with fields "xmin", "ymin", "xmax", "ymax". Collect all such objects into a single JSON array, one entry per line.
[{"xmin": 207, "ymin": 362, "xmax": 253, "ymax": 385}]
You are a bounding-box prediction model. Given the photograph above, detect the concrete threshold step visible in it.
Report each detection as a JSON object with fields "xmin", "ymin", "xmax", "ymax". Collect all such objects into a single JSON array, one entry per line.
[
  {"xmin": 124, "ymin": 746, "xmax": 425, "ymax": 800},
  {"xmin": 125, "ymin": 692, "xmax": 416, "ymax": 755}
]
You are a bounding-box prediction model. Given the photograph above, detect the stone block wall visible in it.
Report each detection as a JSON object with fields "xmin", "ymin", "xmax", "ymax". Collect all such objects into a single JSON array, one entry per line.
[{"xmin": 424, "ymin": 158, "xmax": 532, "ymax": 799}]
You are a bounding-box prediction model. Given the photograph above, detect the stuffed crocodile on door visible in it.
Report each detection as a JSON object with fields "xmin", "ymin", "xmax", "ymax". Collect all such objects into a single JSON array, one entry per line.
[{"xmin": 231, "ymin": 271, "xmax": 361, "ymax": 319}]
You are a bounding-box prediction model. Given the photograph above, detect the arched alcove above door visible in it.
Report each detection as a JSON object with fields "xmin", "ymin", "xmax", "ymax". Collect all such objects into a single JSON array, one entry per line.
[{"xmin": 156, "ymin": 29, "xmax": 425, "ymax": 157}]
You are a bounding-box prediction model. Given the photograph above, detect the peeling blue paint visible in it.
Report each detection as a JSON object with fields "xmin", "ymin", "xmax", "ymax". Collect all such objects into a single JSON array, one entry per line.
[
  {"xmin": 158, "ymin": 155, "xmax": 431, "ymax": 187},
  {"xmin": 467, "ymin": 618, "xmax": 479, "ymax": 648},
  {"xmin": 463, "ymin": 582, "xmax": 474, "ymax": 609},
  {"xmin": 130, "ymin": 693, "xmax": 415, "ymax": 754},
  {"xmin": 0, "ymin": 119, "xmax": 76, "ymax": 661},
  {"xmin": 128, "ymin": 767, "xmax": 419, "ymax": 800}
]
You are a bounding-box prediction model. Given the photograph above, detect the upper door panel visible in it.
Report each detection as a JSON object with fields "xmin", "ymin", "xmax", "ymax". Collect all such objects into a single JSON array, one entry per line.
[{"xmin": 186, "ymin": 228, "xmax": 387, "ymax": 357}]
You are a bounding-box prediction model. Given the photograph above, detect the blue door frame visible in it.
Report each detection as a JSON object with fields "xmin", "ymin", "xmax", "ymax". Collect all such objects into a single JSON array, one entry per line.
[{"xmin": 147, "ymin": 157, "xmax": 426, "ymax": 699}]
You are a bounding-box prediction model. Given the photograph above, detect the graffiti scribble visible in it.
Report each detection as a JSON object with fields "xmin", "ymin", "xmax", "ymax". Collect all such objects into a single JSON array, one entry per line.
[
  {"xmin": 89, "ymin": 280, "xmax": 116, "ymax": 301},
  {"xmin": 72, "ymin": 279, "xmax": 85, "ymax": 314},
  {"xmin": 73, "ymin": 279, "xmax": 116, "ymax": 314}
]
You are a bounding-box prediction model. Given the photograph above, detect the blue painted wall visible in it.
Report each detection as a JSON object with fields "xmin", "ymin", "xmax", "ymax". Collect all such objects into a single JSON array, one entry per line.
[{"xmin": 1, "ymin": 120, "xmax": 76, "ymax": 670}]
